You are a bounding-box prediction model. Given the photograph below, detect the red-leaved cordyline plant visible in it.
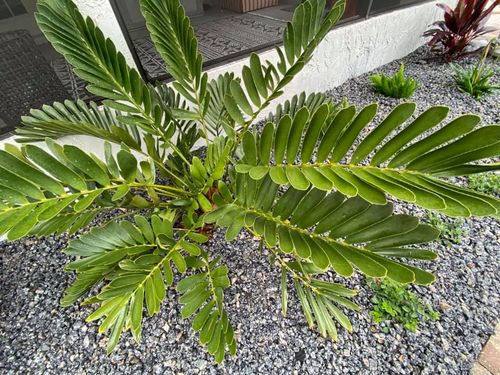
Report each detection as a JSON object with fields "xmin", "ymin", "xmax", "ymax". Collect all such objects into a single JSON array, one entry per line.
[{"xmin": 424, "ymin": 0, "xmax": 500, "ymax": 61}]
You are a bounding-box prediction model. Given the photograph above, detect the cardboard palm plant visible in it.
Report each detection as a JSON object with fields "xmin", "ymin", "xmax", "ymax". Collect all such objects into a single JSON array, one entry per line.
[{"xmin": 1, "ymin": 0, "xmax": 499, "ymax": 362}]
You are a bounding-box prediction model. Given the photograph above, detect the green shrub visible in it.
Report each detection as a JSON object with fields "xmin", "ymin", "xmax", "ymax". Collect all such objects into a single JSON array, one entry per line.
[
  {"xmin": 451, "ymin": 63, "xmax": 499, "ymax": 99},
  {"xmin": 370, "ymin": 64, "xmax": 418, "ymax": 98},
  {"xmin": 451, "ymin": 40, "xmax": 500, "ymax": 99},
  {"xmin": 368, "ymin": 278, "xmax": 440, "ymax": 333},
  {"xmin": 468, "ymin": 173, "xmax": 500, "ymax": 195},
  {"xmin": 425, "ymin": 212, "xmax": 468, "ymax": 246},
  {"xmin": 0, "ymin": 0, "xmax": 498, "ymax": 363}
]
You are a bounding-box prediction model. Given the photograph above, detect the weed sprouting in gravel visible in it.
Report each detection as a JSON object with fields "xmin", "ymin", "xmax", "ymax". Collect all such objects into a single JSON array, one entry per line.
[
  {"xmin": 468, "ymin": 173, "xmax": 500, "ymax": 196},
  {"xmin": 425, "ymin": 212, "xmax": 468, "ymax": 246},
  {"xmin": 368, "ymin": 278, "xmax": 440, "ymax": 333}
]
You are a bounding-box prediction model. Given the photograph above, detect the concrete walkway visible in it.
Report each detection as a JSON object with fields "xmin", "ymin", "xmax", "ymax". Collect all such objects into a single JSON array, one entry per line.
[{"xmin": 471, "ymin": 323, "xmax": 500, "ymax": 375}]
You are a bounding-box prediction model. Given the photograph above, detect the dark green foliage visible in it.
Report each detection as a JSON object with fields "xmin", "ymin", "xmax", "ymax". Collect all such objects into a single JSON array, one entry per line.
[
  {"xmin": 452, "ymin": 63, "xmax": 499, "ymax": 99},
  {"xmin": 451, "ymin": 43, "xmax": 500, "ymax": 99},
  {"xmin": 468, "ymin": 172, "xmax": 500, "ymax": 195},
  {"xmin": 235, "ymin": 102, "xmax": 499, "ymax": 217},
  {"xmin": 370, "ymin": 64, "xmax": 418, "ymax": 98},
  {"xmin": 205, "ymin": 183, "xmax": 440, "ymax": 284},
  {"xmin": 0, "ymin": 0, "xmax": 499, "ymax": 364},
  {"xmin": 425, "ymin": 211, "xmax": 468, "ymax": 246},
  {"xmin": 176, "ymin": 253, "xmax": 236, "ymax": 362},
  {"xmin": 368, "ymin": 278, "xmax": 440, "ymax": 333}
]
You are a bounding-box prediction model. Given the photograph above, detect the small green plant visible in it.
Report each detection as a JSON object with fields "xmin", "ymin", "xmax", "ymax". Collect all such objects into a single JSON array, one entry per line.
[
  {"xmin": 468, "ymin": 172, "xmax": 500, "ymax": 195},
  {"xmin": 370, "ymin": 64, "xmax": 419, "ymax": 98},
  {"xmin": 425, "ymin": 211, "xmax": 468, "ymax": 246},
  {"xmin": 368, "ymin": 278, "xmax": 440, "ymax": 333},
  {"xmin": 451, "ymin": 40, "xmax": 500, "ymax": 99}
]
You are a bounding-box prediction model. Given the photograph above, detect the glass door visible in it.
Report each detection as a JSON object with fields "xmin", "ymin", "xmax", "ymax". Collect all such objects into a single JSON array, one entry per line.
[{"xmin": 0, "ymin": 0, "xmax": 85, "ymax": 133}]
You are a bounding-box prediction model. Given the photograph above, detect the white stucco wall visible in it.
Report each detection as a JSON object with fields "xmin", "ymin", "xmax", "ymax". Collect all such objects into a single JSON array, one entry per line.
[
  {"xmin": 1, "ymin": 0, "xmax": 454, "ymax": 152},
  {"xmin": 73, "ymin": 0, "xmax": 137, "ymax": 67}
]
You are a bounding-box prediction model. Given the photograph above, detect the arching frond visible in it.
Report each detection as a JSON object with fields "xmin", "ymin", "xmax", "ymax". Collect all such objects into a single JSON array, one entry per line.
[
  {"xmin": 204, "ymin": 177, "xmax": 439, "ymax": 337},
  {"xmin": 35, "ymin": 0, "xmax": 173, "ymax": 139},
  {"xmin": 140, "ymin": 0, "xmax": 205, "ymax": 105},
  {"xmin": 64, "ymin": 216, "xmax": 207, "ymax": 354},
  {"xmin": 235, "ymin": 103, "xmax": 500, "ymax": 217},
  {"xmin": 205, "ymin": 179, "xmax": 439, "ymax": 284},
  {"xmin": 224, "ymin": 0, "xmax": 346, "ymax": 133},
  {"xmin": 0, "ymin": 141, "xmax": 178, "ymax": 240},
  {"xmin": 17, "ymin": 99, "xmax": 142, "ymax": 148},
  {"xmin": 276, "ymin": 242, "xmax": 360, "ymax": 341},
  {"xmin": 17, "ymin": 86, "xmax": 196, "ymax": 158},
  {"xmin": 177, "ymin": 254, "xmax": 236, "ymax": 363},
  {"xmin": 292, "ymin": 277, "xmax": 358, "ymax": 340}
]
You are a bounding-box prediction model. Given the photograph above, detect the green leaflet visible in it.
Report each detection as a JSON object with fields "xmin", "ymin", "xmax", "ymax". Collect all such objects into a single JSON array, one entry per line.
[
  {"xmin": 205, "ymin": 181, "xmax": 438, "ymax": 286},
  {"xmin": 177, "ymin": 257, "xmax": 236, "ymax": 363},
  {"xmin": 64, "ymin": 216, "xmax": 204, "ymax": 354},
  {"xmin": 63, "ymin": 145, "xmax": 110, "ymax": 186},
  {"xmin": 24, "ymin": 145, "xmax": 87, "ymax": 191},
  {"xmin": 236, "ymin": 103, "xmax": 500, "ymax": 217}
]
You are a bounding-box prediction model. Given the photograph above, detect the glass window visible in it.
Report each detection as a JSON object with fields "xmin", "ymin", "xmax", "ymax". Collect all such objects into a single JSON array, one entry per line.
[
  {"xmin": 0, "ymin": 0, "xmax": 27, "ymax": 20},
  {"xmin": 337, "ymin": 0, "xmax": 370, "ymax": 23},
  {"xmin": 113, "ymin": 0, "xmax": 371, "ymax": 81},
  {"xmin": 0, "ymin": 0, "xmax": 88, "ymax": 134}
]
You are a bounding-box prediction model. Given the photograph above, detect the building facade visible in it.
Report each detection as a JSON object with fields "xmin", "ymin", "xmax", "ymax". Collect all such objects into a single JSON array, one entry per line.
[{"xmin": 0, "ymin": 0, "xmax": 454, "ymax": 141}]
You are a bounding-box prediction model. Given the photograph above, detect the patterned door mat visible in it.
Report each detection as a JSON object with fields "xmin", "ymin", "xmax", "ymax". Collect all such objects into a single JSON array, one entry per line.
[
  {"xmin": 52, "ymin": 58, "xmax": 94, "ymax": 102},
  {"xmin": 134, "ymin": 13, "xmax": 285, "ymax": 79}
]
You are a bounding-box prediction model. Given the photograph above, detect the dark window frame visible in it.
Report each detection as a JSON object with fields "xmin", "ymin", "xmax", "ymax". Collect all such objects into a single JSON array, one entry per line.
[{"xmin": 0, "ymin": 0, "xmax": 27, "ymax": 20}]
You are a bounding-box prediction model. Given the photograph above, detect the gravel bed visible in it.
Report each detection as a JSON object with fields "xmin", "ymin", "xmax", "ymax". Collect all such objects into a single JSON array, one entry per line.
[{"xmin": 1, "ymin": 47, "xmax": 499, "ymax": 375}]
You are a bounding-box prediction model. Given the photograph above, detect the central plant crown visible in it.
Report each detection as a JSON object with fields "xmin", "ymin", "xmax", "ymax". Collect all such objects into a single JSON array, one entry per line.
[{"xmin": 0, "ymin": 0, "xmax": 499, "ymax": 363}]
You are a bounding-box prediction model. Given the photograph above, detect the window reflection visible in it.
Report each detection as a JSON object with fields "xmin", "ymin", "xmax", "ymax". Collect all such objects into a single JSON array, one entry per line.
[
  {"xmin": 0, "ymin": 0, "xmax": 87, "ymax": 133},
  {"xmin": 114, "ymin": 0, "xmax": 372, "ymax": 81}
]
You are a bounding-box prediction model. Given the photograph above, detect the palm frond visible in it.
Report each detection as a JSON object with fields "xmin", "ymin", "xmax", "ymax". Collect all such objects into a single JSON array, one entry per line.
[
  {"xmin": 141, "ymin": 0, "xmax": 205, "ymax": 104},
  {"xmin": 0, "ymin": 141, "xmax": 177, "ymax": 240},
  {"xmin": 17, "ymin": 99, "xmax": 142, "ymax": 148},
  {"xmin": 235, "ymin": 103, "xmax": 500, "ymax": 217},
  {"xmin": 64, "ymin": 215, "xmax": 207, "ymax": 353},
  {"xmin": 206, "ymin": 179, "xmax": 439, "ymax": 282},
  {"xmin": 204, "ymin": 178, "xmax": 439, "ymax": 337},
  {"xmin": 35, "ymin": 0, "xmax": 173, "ymax": 138},
  {"xmin": 224, "ymin": 0, "xmax": 346, "ymax": 133},
  {"xmin": 177, "ymin": 253, "xmax": 236, "ymax": 363}
]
